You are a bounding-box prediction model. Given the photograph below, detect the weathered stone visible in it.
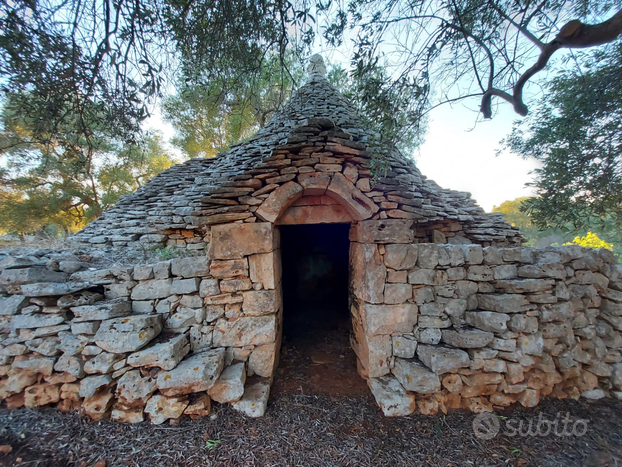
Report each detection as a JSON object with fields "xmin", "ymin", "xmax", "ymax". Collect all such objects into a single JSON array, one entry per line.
[
  {"xmin": 384, "ymin": 244, "xmax": 418, "ymax": 270},
  {"xmin": 130, "ymin": 279, "xmax": 173, "ymax": 300},
  {"xmin": 368, "ymin": 375, "xmax": 416, "ymax": 416},
  {"xmin": 0, "ymin": 268, "xmax": 67, "ymax": 286},
  {"xmin": 417, "ymin": 328, "xmax": 442, "ymax": 344},
  {"xmin": 210, "ymin": 259, "xmax": 249, "ymax": 279},
  {"xmin": 81, "ymin": 387, "xmax": 115, "ymax": 420},
  {"xmin": 408, "ymin": 269, "xmax": 435, "ymax": 286},
  {"xmin": 0, "ymin": 368, "xmax": 38, "ymax": 399},
  {"xmin": 54, "ymin": 353, "xmax": 85, "ymax": 378},
  {"xmin": 232, "ymin": 380, "xmax": 271, "ymax": 418},
  {"xmin": 393, "ymin": 358, "xmax": 440, "ymax": 394},
  {"xmin": 199, "ymin": 279, "xmax": 220, "ymax": 298},
  {"xmin": 166, "ymin": 307, "xmax": 203, "ymax": 328},
  {"xmin": 220, "ymin": 278, "xmax": 253, "ymax": 293},
  {"xmin": 540, "ymin": 302, "xmax": 574, "ymax": 322},
  {"xmin": 71, "ymin": 298, "xmax": 131, "ymax": 322},
  {"xmin": 0, "ymin": 295, "xmax": 28, "ymax": 315},
  {"xmin": 464, "ymin": 311, "xmax": 510, "ymax": 333},
  {"xmin": 12, "ymin": 355, "xmax": 56, "ymax": 376},
  {"xmin": 349, "ymin": 219, "xmax": 415, "ymax": 244},
  {"xmin": 417, "ymin": 345, "xmax": 470, "ymax": 374},
  {"xmin": 417, "ymin": 244, "xmax": 439, "ymax": 269},
  {"xmin": 20, "ymin": 282, "xmax": 89, "ymax": 297},
  {"xmin": 211, "ymin": 223, "xmax": 275, "ymax": 259},
  {"xmin": 242, "ymin": 290, "xmax": 279, "ymax": 316},
  {"xmin": 25, "ymin": 337, "xmax": 60, "ymax": 356},
  {"xmin": 24, "ymin": 383, "xmax": 61, "ymax": 407},
  {"xmin": 477, "ymin": 294, "xmax": 530, "ymax": 313},
  {"xmin": 212, "ymin": 315, "xmax": 276, "ymax": 347},
  {"xmin": 84, "ymin": 352, "xmax": 121, "ymax": 374},
  {"xmin": 442, "ymin": 374, "xmax": 463, "ymax": 393},
  {"xmin": 170, "ymin": 256, "xmax": 210, "ymax": 278},
  {"xmin": 208, "ymin": 362, "xmax": 246, "ymax": 403},
  {"xmin": 441, "ymin": 329, "xmax": 494, "ymax": 348},
  {"xmin": 116, "ymin": 369, "xmax": 157, "ymax": 404},
  {"xmin": 127, "ymin": 333, "xmax": 190, "ymax": 370},
  {"xmin": 12, "ymin": 313, "xmax": 66, "ymax": 330},
  {"xmin": 184, "ymin": 393, "xmax": 212, "ymax": 418},
  {"xmin": 145, "ymin": 394, "xmax": 189, "ymax": 425},
  {"xmin": 384, "ymin": 283, "xmax": 413, "ymax": 304},
  {"xmin": 79, "ymin": 374, "xmax": 113, "ymax": 398},
  {"xmin": 417, "ymin": 316, "xmax": 452, "ymax": 328},
  {"xmin": 256, "ymin": 181, "xmax": 304, "ymax": 222},
  {"xmin": 517, "ymin": 332, "xmax": 544, "ymax": 356},
  {"xmin": 57, "ymin": 291, "xmax": 104, "ymax": 308},
  {"xmin": 248, "ymin": 343, "xmax": 278, "ymax": 378},
  {"xmin": 71, "ymin": 320, "xmax": 101, "ymax": 335},
  {"xmin": 94, "ymin": 315, "xmax": 163, "ymax": 353},
  {"xmin": 326, "ymin": 173, "xmax": 378, "ymax": 219},
  {"xmin": 460, "ymin": 245, "xmax": 484, "ymax": 265},
  {"xmin": 111, "ymin": 403, "xmax": 144, "ymax": 423},
  {"xmin": 157, "ymin": 349, "xmax": 225, "ymax": 396},
  {"xmin": 350, "ymin": 243, "xmax": 385, "ymax": 304},
  {"xmin": 392, "ymin": 335, "xmax": 418, "ymax": 359},
  {"xmin": 57, "ymin": 332, "xmax": 90, "ymax": 356},
  {"xmin": 360, "ymin": 303, "xmax": 417, "ymax": 336},
  {"xmin": 170, "ymin": 278, "xmax": 200, "ymax": 295},
  {"xmin": 494, "ymin": 279, "xmax": 555, "ymax": 293}
]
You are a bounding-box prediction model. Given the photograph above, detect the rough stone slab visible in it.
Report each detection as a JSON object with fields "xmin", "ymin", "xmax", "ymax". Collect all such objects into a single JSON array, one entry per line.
[
  {"xmin": 417, "ymin": 345, "xmax": 470, "ymax": 374},
  {"xmin": 368, "ymin": 375, "xmax": 416, "ymax": 416},
  {"xmin": 211, "ymin": 223, "xmax": 276, "ymax": 259},
  {"xmin": 130, "ymin": 279, "xmax": 173, "ymax": 300},
  {"xmin": 116, "ymin": 369, "xmax": 157, "ymax": 404},
  {"xmin": 256, "ymin": 181, "xmax": 304, "ymax": 222},
  {"xmin": 360, "ymin": 303, "xmax": 417, "ymax": 336},
  {"xmin": 208, "ymin": 362, "xmax": 246, "ymax": 403},
  {"xmin": 12, "ymin": 355, "xmax": 56, "ymax": 376},
  {"xmin": 127, "ymin": 333, "xmax": 190, "ymax": 370},
  {"xmin": 384, "ymin": 244, "xmax": 418, "ymax": 270},
  {"xmin": 494, "ymin": 279, "xmax": 555, "ymax": 293},
  {"xmin": 0, "ymin": 268, "xmax": 67, "ymax": 286},
  {"xmin": 0, "ymin": 295, "xmax": 28, "ymax": 315},
  {"xmin": 210, "ymin": 259, "xmax": 249, "ymax": 279},
  {"xmin": 392, "ymin": 358, "xmax": 440, "ymax": 394},
  {"xmin": 441, "ymin": 329, "xmax": 494, "ymax": 348},
  {"xmin": 94, "ymin": 315, "xmax": 163, "ymax": 353},
  {"xmin": 249, "ymin": 251, "xmax": 281, "ymax": 290},
  {"xmin": 464, "ymin": 311, "xmax": 510, "ymax": 333},
  {"xmin": 477, "ymin": 294, "xmax": 530, "ymax": 313},
  {"xmin": 20, "ymin": 282, "xmax": 90, "ymax": 297},
  {"xmin": 242, "ymin": 290, "xmax": 280, "ymax": 316},
  {"xmin": 57, "ymin": 291, "xmax": 104, "ymax": 308},
  {"xmin": 392, "ymin": 335, "xmax": 418, "ymax": 359},
  {"xmin": 232, "ymin": 380, "xmax": 271, "ymax": 418},
  {"xmin": 326, "ymin": 172, "xmax": 378, "ymax": 220},
  {"xmin": 145, "ymin": 394, "xmax": 189, "ymax": 425},
  {"xmin": 157, "ymin": 349, "xmax": 225, "ymax": 396},
  {"xmin": 349, "ymin": 219, "xmax": 415, "ymax": 244},
  {"xmin": 170, "ymin": 256, "xmax": 210, "ymax": 278},
  {"xmin": 79, "ymin": 374, "xmax": 113, "ymax": 398},
  {"xmin": 12, "ymin": 313, "xmax": 67, "ymax": 330},
  {"xmin": 71, "ymin": 299, "xmax": 131, "ymax": 322},
  {"xmin": 212, "ymin": 315, "xmax": 276, "ymax": 347},
  {"xmin": 350, "ymin": 243, "xmax": 385, "ymax": 304}
]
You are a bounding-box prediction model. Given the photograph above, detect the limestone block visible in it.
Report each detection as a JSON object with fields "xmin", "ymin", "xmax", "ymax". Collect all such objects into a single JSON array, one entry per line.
[
  {"xmin": 327, "ymin": 173, "xmax": 378, "ymax": 220},
  {"xmin": 417, "ymin": 316, "xmax": 452, "ymax": 328},
  {"xmin": 24, "ymin": 383, "xmax": 61, "ymax": 407},
  {"xmin": 368, "ymin": 375, "xmax": 416, "ymax": 416},
  {"xmin": 232, "ymin": 380, "xmax": 271, "ymax": 418},
  {"xmin": 494, "ymin": 279, "xmax": 555, "ymax": 293},
  {"xmin": 145, "ymin": 394, "xmax": 189, "ymax": 425},
  {"xmin": 84, "ymin": 351, "xmax": 121, "ymax": 374},
  {"xmin": 408, "ymin": 269, "xmax": 435, "ymax": 286},
  {"xmin": 127, "ymin": 333, "xmax": 190, "ymax": 370},
  {"xmin": 199, "ymin": 279, "xmax": 220, "ymax": 297},
  {"xmin": 349, "ymin": 219, "xmax": 415, "ymax": 244},
  {"xmin": 477, "ymin": 294, "xmax": 530, "ymax": 313},
  {"xmin": 0, "ymin": 368, "xmax": 38, "ymax": 399},
  {"xmin": 384, "ymin": 283, "xmax": 413, "ymax": 304},
  {"xmin": 392, "ymin": 335, "xmax": 418, "ymax": 359},
  {"xmin": 220, "ymin": 278, "xmax": 253, "ymax": 293},
  {"xmin": 248, "ymin": 343, "xmax": 278, "ymax": 377},
  {"xmin": 441, "ymin": 329, "xmax": 494, "ymax": 348},
  {"xmin": 242, "ymin": 290, "xmax": 280, "ymax": 316},
  {"xmin": 79, "ymin": 374, "xmax": 113, "ymax": 398},
  {"xmin": 0, "ymin": 295, "xmax": 28, "ymax": 315},
  {"xmin": 208, "ymin": 362, "xmax": 246, "ymax": 403},
  {"xmin": 210, "ymin": 259, "xmax": 249, "ymax": 279},
  {"xmin": 351, "ymin": 328, "xmax": 391, "ymax": 377},
  {"xmin": 58, "ymin": 332, "xmax": 90, "ymax": 355},
  {"xmin": 70, "ymin": 269, "xmax": 115, "ymax": 284},
  {"xmin": 517, "ymin": 332, "xmax": 544, "ymax": 356},
  {"xmin": 131, "ymin": 279, "xmax": 173, "ymax": 300},
  {"xmin": 360, "ymin": 303, "xmax": 417, "ymax": 336},
  {"xmin": 170, "ymin": 278, "xmax": 200, "ymax": 295},
  {"xmin": 81, "ymin": 387, "xmax": 114, "ymax": 420},
  {"xmin": 0, "ymin": 268, "xmax": 67, "ymax": 286},
  {"xmin": 249, "ymin": 251, "xmax": 281, "ymax": 290},
  {"xmin": 298, "ymin": 172, "xmax": 331, "ymax": 195},
  {"xmin": 25, "ymin": 337, "xmax": 60, "ymax": 356},
  {"xmin": 211, "ymin": 223, "xmax": 276, "ymax": 260},
  {"xmin": 170, "ymin": 256, "xmax": 209, "ymax": 278},
  {"xmin": 133, "ymin": 265, "xmax": 154, "ymax": 280},
  {"xmin": 541, "ymin": 302, "xmax": 574, "ymax": 322},
  {"xmin": 350, "ymin": 243, "xmax": 385, "ymax": 304},
  {"xmin": 20, "ymin": 282, "xmax": 89, "ymax": 297},
  {"xmin": 442, "ymin": 374, "xmax": 463, "ymax": 393},
  {"xmin": 417, "ymin": 244, "xmax": 439, "ymax": 269},
  {"xmin": 12, "ymin": 313, "xmax": 67, "ymax": 330},
  {"xmin": 71, "ymin": 298, "xmax": 131, "ymax": 322},
  {"xmin": 417, "ymin": 345, "xmax": 470, "ymax": 374},
  {"xmin": 460, "ymin": 245, "xmax": 483, "ymax": 265},
  {"xmin": 464, "ymin": 311, "xmax": 510, "ymax": 333},
  {"xmin": 94, "ymin": 315, "xmax": 163, "ymax": 353},
  {"xmin": 153, "ymin": 261, "xmax": 171, "ymax": 279},
  {"xmin": 212, "ymin": 315, "xmax": 276, "ymax": 347},
  {"xmin": 417, "ymin": 328, "xmax": 442, "ymax": 344},
  {"xmin": 256, "ymin": 181, "xmax": 304, "ymax": 222},
  {"xmin": 518, "ymin": 264, "xmax": 566, "ymax": 279},
  {"xmin": 157, "ymin": 349, "xmax": 225, "ymax": 396},
  {"xmin": 116, "ymin": 369, "xmax": 157, "ymax": 404},
  {"xmin": 166, "ymin": 307, "xmax": 203, "ymax": 328},
  {"xmin": 392, "ymin": 358, "xmax": 440, "ymax": 394},
  {"xmin": 184, "ymin": 393, "xmax": 212, "ymax": 418},
  {"xmin": 111, "ymin": 403, "xmax": 144, "ymax": 423},
  {"xmin": 54, "ymin": 354, "xmax": 85, "ymax": 378},
  {"xmin": 12, "ymin": 355, "xmax": 56, "ymax": 376},
  {"xmin": 71, "ymin": 321, "xmax": 101, "ymax": 335},
  {"xmin": 467, "ymin": 266, "xmax": 494, "ymax": 281}
]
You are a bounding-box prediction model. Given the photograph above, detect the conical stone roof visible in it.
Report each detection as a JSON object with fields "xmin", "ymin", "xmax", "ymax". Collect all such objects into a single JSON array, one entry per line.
[{"xmin": 73, "ymin": 56, "xmax": 522, "ymax": 247}]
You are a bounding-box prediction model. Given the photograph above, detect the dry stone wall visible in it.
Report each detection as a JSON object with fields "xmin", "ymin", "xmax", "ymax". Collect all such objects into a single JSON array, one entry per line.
[
  {"xmin": 0, "ymin": 231, "xmax": 281, "ymax": 423},
  {"xmin": 348, "ymin": 232, "xmax": 622, "ymax": 416}
]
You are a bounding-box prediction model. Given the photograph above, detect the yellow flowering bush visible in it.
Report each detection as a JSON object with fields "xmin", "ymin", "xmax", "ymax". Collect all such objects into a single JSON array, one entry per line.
[{"xmin": 564, "ymin": 232, "xmax": 614, "ymax": 251}]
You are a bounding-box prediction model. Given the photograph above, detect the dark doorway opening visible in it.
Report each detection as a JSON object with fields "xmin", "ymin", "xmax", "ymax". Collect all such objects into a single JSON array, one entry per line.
[{"xmin": 273, "ymin": 223, "xmax": 368, "ymax": 397}]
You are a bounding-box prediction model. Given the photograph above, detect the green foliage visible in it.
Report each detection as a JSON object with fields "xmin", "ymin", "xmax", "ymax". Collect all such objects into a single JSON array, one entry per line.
[
  {"xmin": 504, "ymin": 43, "xmax": 622, "ymax": 232},
  {"xmin": 0, "ymin": 92, "xmax": 177, "ymax": 235}
]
